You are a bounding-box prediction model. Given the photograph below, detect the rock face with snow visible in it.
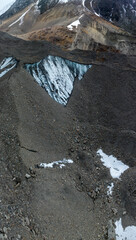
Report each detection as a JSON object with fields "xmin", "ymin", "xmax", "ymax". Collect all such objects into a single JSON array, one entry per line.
[
  {"xmin": 0, "ymin": 0, "xmax": 135, "ymax": 55},
  {"xmin": 89, "ymin": 0, "xmax": 136, "ymax": 34},
  {"xmin": 0, "ymin": 0, "xmax": 34, "ymax": 20},
  {"xmin": 25, "ymin": 56, "xmax": 91, "ymax": 105},
  {"xmin": 0, "ymin": 0, "xmax": 136, "ymax": 34}
]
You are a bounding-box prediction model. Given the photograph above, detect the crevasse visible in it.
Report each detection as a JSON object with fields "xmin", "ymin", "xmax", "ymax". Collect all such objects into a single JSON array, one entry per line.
[{"xmin": 25, "ymin": 55, "xmax": 92, "ymax": 105}]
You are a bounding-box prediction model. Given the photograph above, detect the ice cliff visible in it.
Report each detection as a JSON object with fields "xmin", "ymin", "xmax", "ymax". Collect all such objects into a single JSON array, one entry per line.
[
  {"xmin": 25, "ymin": 56, "xmax": 92, "ymax": 105},
  {"xmin": 0, "ymin": 57, "xmax": 17, "ymax": 77}
]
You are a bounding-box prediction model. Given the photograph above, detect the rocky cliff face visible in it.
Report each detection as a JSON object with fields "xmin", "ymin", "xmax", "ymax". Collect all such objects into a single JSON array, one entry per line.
[
  {"xmin": 37, "ymin": 0, "xmax": 59, "ymax": 14},
  {"xmin": 91, "ymin": 0, "xmax": 136, "ymax": 34}
]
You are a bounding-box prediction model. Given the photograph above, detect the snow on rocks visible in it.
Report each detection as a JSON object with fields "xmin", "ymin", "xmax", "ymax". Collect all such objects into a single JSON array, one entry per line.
[
  {"xmin": 38, "ymin": 158, "xmax": 73, "ymax": 169},
  {"xmin": 115, "ymin": 218, "xmax": 136, "ymax": 240},
  {"xmin": 97, "ymin": 149, "xmax": 129, "ymax": 179},
  {"xmin": 67, "ymin": 19, "xmax": 80, "ymax": 31},
  {"xmin": 9, "ymin": 7, "xmax": 32, "ymax": 27},
  {"xmin": 107, "ymin": 182, "xmax": 114, "ymax": 196},
  {"xmin": 25, "ymin": 55, "xmax": 91, "ymax": 105},
  {"xmin": 0, "ymin": 57, "xmax": 17, "ymax": 78}
]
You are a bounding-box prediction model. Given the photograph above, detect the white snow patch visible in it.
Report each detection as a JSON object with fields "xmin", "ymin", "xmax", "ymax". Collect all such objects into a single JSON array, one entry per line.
[
  {"xmin": 39, "ymin": 159, "xmax": 73, "ymax": 169},
  {"xmin": 82, "ymin": 0, "xmax": 85, "ymax": 7},
  {"xmin": 59, "ymin": 0, "xmax": 69, "ymax": 2},
  {"xmin": 107, "ymin": 183, "xmax": 114, "ymax": 196},
  {"xmin": 97, "ymin": 149, "xmax": 129, "ymax": 179},
  {"xmin": 67, "ymin": 19, "xmax": 80, "ymax": 30},
  {"xmin": 115, "ymin": 218, "xmax": 136, "ymax": 240},
  {"xmin": 25, "ymin": 55, "xmax": 91, "ymax": 105},
  {"xmin": 94, "ymin": 10, "xmax": 101, "ymax": 17}
]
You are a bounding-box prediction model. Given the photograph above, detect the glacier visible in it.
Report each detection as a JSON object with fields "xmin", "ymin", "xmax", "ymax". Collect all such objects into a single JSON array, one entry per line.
[
  {"xmin": 0, "ymin": 57, "xmax": 17, "ymax": 78},
  {"xmin": 25, "ymin": 56, "xmax": 92, "ymax": 105}
]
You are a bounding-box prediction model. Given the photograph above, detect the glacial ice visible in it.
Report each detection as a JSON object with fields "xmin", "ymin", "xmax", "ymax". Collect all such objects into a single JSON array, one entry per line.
[
  {"xmin": 25, "ymin": 55, "xmax": 92, "ymax": 105},
  {"xmin": 0, "ymin": 57, "xmax": 17, "ymax": 78}
]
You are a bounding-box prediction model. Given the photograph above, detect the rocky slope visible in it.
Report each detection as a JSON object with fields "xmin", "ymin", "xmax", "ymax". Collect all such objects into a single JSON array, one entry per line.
[
  {"xmin": 0, "ymin": 0, "xmax": 34, "ymax": 20},
  {"xmin": 0, "ymin": 29, "xmax": 136, "ymax": 240},
  {"xmin": 0, "ymin": 1, "xmax": 136, "ymax": 240}
]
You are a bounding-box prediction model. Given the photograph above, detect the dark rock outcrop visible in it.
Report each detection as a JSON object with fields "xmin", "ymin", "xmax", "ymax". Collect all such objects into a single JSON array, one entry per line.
[{"xmin": 38, "ymin": 0, "xmax": 59, "ymax": 14}]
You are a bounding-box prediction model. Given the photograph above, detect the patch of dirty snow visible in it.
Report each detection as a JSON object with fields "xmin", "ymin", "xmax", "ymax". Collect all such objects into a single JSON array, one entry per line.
[
  {"xmin": 115, "ymin": 218, "xmax": 136, "ymax": 240},
  {"xmin": 39, "ymin": 159, "xmax": 73, "ymax": 169},
  {"xmin": 107, "ymin": 183, "xmax": 114, "ymax": 196},
  {"xmin": 97, "ymin": 149, "xmax": 129, "ymax": 179}
]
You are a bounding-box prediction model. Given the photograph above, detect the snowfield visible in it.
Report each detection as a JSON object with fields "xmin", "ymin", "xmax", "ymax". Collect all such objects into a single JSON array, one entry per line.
[
  {"xmin": 115, "ymin": 218, "xmax": 136, "ymax": 240},
  {"xmin": 0, "ymin": 0, "xmax": 16, "ymax": 16}
]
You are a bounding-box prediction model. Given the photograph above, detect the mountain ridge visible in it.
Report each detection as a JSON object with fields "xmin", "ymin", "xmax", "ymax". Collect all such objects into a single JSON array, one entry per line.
[
  {"xmin": 0, "ymin": 1, "xmax": 136, "ymax": 55},
  {"xmin": 0, "ymin": 0, "xmax": 136, "ymax": 34}
]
